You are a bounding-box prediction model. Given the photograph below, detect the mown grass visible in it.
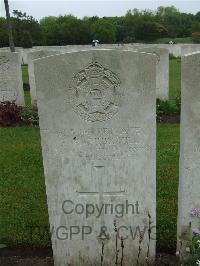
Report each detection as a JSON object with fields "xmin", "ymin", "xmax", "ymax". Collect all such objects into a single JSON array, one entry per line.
[
  {"xmin": 22, "ymin": 64, "xmax": 31, "ymax": 106},
  {"xmin": 0, "ymin": 127, "xmax": 50, "ymax": 247},
  {"xmin": 24, "ymin": 91, "xmax": 31, "ymax": 106},
  {"xmin": 21, "ymin": 64, "xmax": 29, "ymax": 85},
  {"xmin": 0, "ymin": 124, "xmax": 180, "ymax": 250},
  {"xmin": 157, "ymin": 124, "xmax": 180, "ymax": 250},
  {"xmin": 169, "ymin": 58, "xmax": 181, "ymax": 105}
]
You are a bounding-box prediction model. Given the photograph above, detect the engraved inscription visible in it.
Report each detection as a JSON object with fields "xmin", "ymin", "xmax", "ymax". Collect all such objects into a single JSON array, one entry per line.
[
  {"xmin": 43, "ymin": 126, "xmax": 152, "ymax": 160},
  {"xmin": 0, "ymin": 56, "xmax": 17, "ymax": 102},
  {"xmin": 76, "ymin": 164, "xmax": 126, "ymax": 195},
  {"xmin": 68, "ymin": 61, "xmax": 122, "ymax": 122}
]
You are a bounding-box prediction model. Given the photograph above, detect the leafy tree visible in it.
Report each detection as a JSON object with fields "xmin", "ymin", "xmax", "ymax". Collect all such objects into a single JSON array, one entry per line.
[
  {"xmin": 192, "ymin": 32, "xmax": 200, "ymax": 43},
  {"xmin": 123, "ymin": 10, "xmax": 138, "ymax": 42},
  {"xmin": 12, "ymin": 10, "xmax": 41, "ymax": 46},
  {"xmin": 0, "ymin": 6, "xmax": 200, "ymax": 46},
  {"xmin": 0, "ymin": 18, "xmax": 9, "ymax": 47},
  {"xmin": 57, "ymin": 15, "xmax": 91, "ymax": 44},
  {"xmin": 195, "ymin": 11, "xmax": 200, "ymax": 21},
  {"xmin": 21, "ymin": 30, "xmax": 33, "ymax": 48},
  {"xmin": 156, "ymin": 5, "xmax": 179, "ymax": 18},
  {"xmin": 40, "ymin": 16, "xmax": 60, "ymax": 45},
  {"xmin": 3, "ymin": 0, "xmax": 15, "ymax": 51},
  {"xmin": 156, "ymin": 6, "xmax": 194, "ymax": 38},
  {"xmin": 135, "ymin": 21, "xmax": 167, "ymax": 41},
  {"xmin": 192, "ymin": 21, "xmax": 200, "ymax": 32},
  {"xmin": 91, "ymin": 19, "xmax": 116, "ymax": 43}
]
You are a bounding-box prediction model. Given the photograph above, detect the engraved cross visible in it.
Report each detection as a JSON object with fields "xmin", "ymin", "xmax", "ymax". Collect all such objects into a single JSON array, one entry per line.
[
  {"xmin": 77, "ymin": 163, "xmax": 126, "ymax": 198},
  {"xmin": 76, "ymin": 163, "xmax": 126, "ymax": 240}
]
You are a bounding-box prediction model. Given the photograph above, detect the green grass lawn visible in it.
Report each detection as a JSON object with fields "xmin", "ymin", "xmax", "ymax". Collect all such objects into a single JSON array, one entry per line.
[
  {"xmin": 24, "ymin": 90, "xmax": 31, "ymax": 106},
  {"xmin": 157, "ymin": 124, "xmax": 180, "ymax": 250},
  {"xmin": 22, "ymin": 65, "xmax": 31, "ymax": 106},
  {"xmin": 169, "ymin": 58, "xmax": 181, "ymax": 105},
  {"xmin": 0, "ymin": 127, "xmax": 50, "ymax": 247},
  {"xmin": 0, "ymin": 124, "xmax": 180, "ymax": 250},
  {"xmin": 21, "ymin": 64, "xmax": 29, "ymax": 85}
]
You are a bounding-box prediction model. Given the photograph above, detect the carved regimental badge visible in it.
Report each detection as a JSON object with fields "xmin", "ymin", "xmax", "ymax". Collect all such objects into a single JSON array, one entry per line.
[{"xmin": 69, "ymin": 61, "xmax": 122, "ymax": 122}]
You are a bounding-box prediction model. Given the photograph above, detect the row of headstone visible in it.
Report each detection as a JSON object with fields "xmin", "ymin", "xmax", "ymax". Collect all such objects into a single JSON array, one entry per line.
[
  {"xmin": 27, "ymin": 46, "xmax": 169, "ymax": 105},
  {"xmin": 181, "ymin": 44, "xmax": 200, "ymax": 57},
  {"xmin": 1, "ymin": 44, "xmax": 200, "ymax": 63},
  {"xmin": 24, "ymin": 44, "xmax": 200, "ymax": 107},
  {"xmin": 23, "ymin": 43, "xmax": 200, "ymax": 57},
  {"xmin": 31, "ymin": 43, "xmax": 200, "ymax": 58},
  {"xmin": 0, "ymin": 52, "xmax": 24, "ymax": 105},
  {"xmin": 137, "ymin": 47, "xmax": 169, "ymax": 100},
  {"xmin": 0, "ymin": 44, "xmax": 181, "ymax": 106},
  {"xmin": 27, "ymin": 50, "xmax": 62, "ymax": 105},
  {"xmin": 0, "ymin": 49, "xmax": 63, "ymax": 105},
  {"xmin": 33, "ymin": 49, "xmax": 200, "ymax": 265}
]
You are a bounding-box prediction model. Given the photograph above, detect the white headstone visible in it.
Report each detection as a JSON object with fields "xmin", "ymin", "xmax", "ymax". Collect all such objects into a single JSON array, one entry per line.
[
  {"xmin": 138, "ymin": 47, "xmax": 169, "ymax": 100},
  {"xmin": 28, "ymin": 50, "xmax": 62, "ymax": 105},
  {"xmin": 0, "ymin": 52, "xmax": 24, "ymax": 105},
  {"xmin": 181, "ymin": 44, "xmax": 200, "ymax": 57},
  {"xmin": 34, "ymin": 49, "xmax": 156, "ymax": 265},
  {"xmin": 178, "ymin": 52, "xmax": 200, "ymax": 247}
]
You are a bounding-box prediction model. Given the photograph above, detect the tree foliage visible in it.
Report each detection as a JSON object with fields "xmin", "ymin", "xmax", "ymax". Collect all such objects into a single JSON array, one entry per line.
[
  {"xmin": 21, "ymin": 30, "xmax": 33, "ymax": 48},
  {"xmin": 91, "ymin": 19, "xmax": 116, "ymax": 43},
  {"xmin": 0, "ymin": 6, "xmax": 200, "ymax": 47},
  {"xmin": 0, "ymin": 18, "xmax": 9, "ymax": 47},
  {"xmin": 192, "ymin": 32, "xmax": 200, "ymax": 43}
]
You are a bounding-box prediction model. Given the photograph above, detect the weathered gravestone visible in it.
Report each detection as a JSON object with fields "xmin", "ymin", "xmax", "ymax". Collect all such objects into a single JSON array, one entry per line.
[
  {"xmin": 181, "ymin": 44, "xmax": 200, "ymax": 57},
  {"xmin": 0, "ymin": 52, "xmax": 24, "ymax": 105},
  {"xmin": 177, "ymin": 52, "xmax": 200, "ymax": 249},
  {"xmin": 28, "ymin": 50, "xmax": 62, "ymax": 105},
  {"xmin": 137, "ymin": 47, "xmax": 169, "ymax": 100},
  {"xmin": 34, "ymin": 49, "xmax": 156, "ymax": 265}
]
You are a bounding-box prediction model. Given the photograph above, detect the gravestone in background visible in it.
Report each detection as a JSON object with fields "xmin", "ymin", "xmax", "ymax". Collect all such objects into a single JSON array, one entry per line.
[
  {"xmin": 28, "ymin": 50, "xmax": 62, "ymax": 105},
  {"xmin": 178, "ymin": 52, "xmax": 200, "ymax": 249},
  {"xmin": 34, "ymin": 49, "xmax": 156, "ymax": 265},
  {"xmin": 0, "ymin": 52, "xmax": 24, "ymax": 105},
  {"xmin": 181, "ymin": 44, "xmax": 200, "ymax": 57},
  {"xmin": 138, "ymin": 47, "xmax": 169, "ymax": 100}
]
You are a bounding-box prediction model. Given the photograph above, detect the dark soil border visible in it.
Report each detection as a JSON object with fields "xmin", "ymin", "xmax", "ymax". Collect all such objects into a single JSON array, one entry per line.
[
  {"xmin": 0, "ymin": 247, "xmax": 178, "ymax": 265},
  {"xmin": 23, "ymin": 84, "xmax": 30, "ymax": 91},
  {"xmin": 157, "ymin": 115, "xmax": 180, "ymax": 124},
  {"xmin": 0, "ymin": 115, "xmax": 180, "ymax": 128}
]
